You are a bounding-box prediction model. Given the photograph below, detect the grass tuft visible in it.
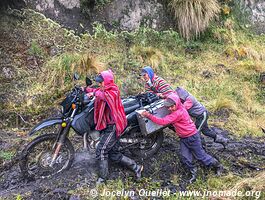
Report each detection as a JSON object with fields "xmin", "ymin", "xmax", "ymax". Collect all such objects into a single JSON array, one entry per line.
[{"xmin": 169, "ymin": 0, "xmax": 220, "ymax": 40}]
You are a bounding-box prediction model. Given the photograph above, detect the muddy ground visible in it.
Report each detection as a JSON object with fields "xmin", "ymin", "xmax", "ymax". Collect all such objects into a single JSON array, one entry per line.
[{"xmin": 0, "ymin": 128, "xmax": 265, "ymax": 199}]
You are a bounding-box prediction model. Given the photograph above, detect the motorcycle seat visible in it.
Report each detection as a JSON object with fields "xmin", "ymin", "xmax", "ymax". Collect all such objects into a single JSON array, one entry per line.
[
  {"xmin": 122, "ymin": 98, "xmax": 141, "ymax": 115},
  {"xmin": 124, "ymin": 104, "xmax": 140, "ymax": 115},
  {"xmin": 122, "ymin": 98, "xmax": 138, "ymax": 108}
]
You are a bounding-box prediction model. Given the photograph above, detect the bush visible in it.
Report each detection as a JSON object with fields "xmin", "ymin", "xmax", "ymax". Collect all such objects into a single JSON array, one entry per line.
[
  {"xmin": 169, "ymin": 0, "xmax": 220, "ymax": 40},
  {"xmin": 28, "ymin": 40, "xmax": 45, "ymax": 57}
]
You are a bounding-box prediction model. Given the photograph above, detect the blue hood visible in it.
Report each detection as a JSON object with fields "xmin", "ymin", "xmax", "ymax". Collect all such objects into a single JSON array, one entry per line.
[{"xmin": 142, "ymin": 66, "xmax": 155, "ymax": 83}]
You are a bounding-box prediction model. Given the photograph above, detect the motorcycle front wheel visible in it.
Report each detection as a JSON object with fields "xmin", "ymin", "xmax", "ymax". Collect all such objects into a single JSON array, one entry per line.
[
  {"xmin": 20, "ymin": 134, "xmax": 75, "ymax": 179},
  {"xmin": 129, "ymin": 130, "xmax": 164, "ymax": 158}
]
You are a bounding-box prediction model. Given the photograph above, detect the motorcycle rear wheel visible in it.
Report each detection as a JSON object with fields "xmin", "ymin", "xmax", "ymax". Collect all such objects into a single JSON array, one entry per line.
[{"xmin": 20, "ymin": 134, "xmax": 75, "ymax": 179}]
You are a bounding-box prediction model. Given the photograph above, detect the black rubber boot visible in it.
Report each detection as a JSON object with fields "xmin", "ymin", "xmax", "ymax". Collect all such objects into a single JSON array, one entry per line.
[
  {"xmin": 214, "ymin": 135, "xmax": 228, "ymax": 148},
  {"xmin": 210, "ymin": 158, "xmax": 224, "ymax": 176},
  {"xmin": 120, "ymin": 156, "xmax": 143, "ymax": 180},
  {"xmin": 96, "ymin": 160, "xmax": 109, "ymax": 185},
  {"xmin": 188, "ymin": 168, "xmax": 197, "ymax": 184}
]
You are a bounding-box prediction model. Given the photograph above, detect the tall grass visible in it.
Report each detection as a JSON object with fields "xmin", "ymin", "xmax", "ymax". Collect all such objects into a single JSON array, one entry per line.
[
  {"xmin": 169, "ymin": 0, "xmax": 220, "ymax": 40},
  {"xmin": 129, "ymin": 46, "xmax": 164, "ymax": 69}
]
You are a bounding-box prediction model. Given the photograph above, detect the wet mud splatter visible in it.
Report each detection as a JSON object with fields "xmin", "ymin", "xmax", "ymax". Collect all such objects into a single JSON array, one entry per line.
[{"xmin": 0, "ymin": 128, "xmax": 264, "ymax": 199}]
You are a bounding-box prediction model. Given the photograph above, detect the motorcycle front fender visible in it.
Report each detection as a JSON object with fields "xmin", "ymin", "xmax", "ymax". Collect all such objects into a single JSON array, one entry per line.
[{"xmin": 28, "ymin": 118, "xmax": 63, "ymax": 136}]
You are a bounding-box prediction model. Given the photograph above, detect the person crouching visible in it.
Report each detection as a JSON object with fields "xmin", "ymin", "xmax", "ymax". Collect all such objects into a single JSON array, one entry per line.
[{"xmin": 140, "ymin": 93, "xmax": 223, "ymax": 183}]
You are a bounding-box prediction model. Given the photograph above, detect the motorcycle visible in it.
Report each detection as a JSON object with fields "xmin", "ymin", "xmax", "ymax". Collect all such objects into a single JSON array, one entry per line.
[{"xmin": 19, "ymin": 74, "xmax": 165, "ymax": 178}]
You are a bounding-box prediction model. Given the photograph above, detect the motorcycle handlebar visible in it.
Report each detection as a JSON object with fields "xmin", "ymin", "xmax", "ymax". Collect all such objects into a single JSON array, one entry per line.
[
  {"xmin": 134, "ymin": 92, "xmax": 160, "ymax": 104},
  {"xmin": 71, "ymin": 86, "xmax": 86, "ymax": 103}
]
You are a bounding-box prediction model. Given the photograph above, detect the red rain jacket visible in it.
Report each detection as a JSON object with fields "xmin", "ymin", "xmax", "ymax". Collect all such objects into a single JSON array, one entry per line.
[{"xmin": 85, "ymin": 70, "xmax": 127, "ymax": 137}]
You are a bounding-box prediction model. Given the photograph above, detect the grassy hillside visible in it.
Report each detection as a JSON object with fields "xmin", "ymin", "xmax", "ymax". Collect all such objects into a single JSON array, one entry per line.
[
  {"xmin": 1, "ymin": 8, "xmax": 264, "ymax": 137},
  {"xmin": 0, "ymin": 6, "xmax": 265, "ymax": 200}
]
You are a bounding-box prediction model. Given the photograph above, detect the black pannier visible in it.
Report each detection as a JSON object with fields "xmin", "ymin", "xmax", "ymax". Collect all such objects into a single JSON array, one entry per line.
[{"xmin": 72, "ymin": 106, "xmax": 94, "ymax": 135}]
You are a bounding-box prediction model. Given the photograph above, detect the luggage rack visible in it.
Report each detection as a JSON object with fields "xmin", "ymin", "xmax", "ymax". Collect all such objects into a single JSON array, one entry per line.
[{"xmin": 136, "ymin": 99, "xmax": 170, "ymax": 136}]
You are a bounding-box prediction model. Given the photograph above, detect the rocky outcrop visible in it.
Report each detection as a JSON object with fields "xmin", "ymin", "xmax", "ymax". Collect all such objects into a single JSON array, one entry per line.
[
  {"xmin": 239, "ymin": 0, "xmax": 265, "ymax": 33},
  {"xmin": 23, "ymin": 0, "xmax": 91, "ymax": 32},
  {"xmin": 22, "ymin": 0, "xmax": 172, "ymax": 33},
  {"xmin": 96, "ymin": 0, "xmax": 171, "ymax": 31},
  {"xmin": 1, "ymin": 0, "xmax": 265, "ymax": 33}
]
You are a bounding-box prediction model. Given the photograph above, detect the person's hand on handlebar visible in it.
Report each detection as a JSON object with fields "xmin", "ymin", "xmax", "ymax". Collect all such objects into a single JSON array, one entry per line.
[{"xmin": 86, "ymin": 92, "xmax": 94, "ymax": 99}]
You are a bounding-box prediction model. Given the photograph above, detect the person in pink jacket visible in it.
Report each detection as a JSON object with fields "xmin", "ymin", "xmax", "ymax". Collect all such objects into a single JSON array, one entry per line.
[
  {"xmin": 140, "ymin": 93, "xmax": 223, "ymax": 183},
  {"xmin": 175, "ymin": 87, "xmax": 228, "ymax": 147}
]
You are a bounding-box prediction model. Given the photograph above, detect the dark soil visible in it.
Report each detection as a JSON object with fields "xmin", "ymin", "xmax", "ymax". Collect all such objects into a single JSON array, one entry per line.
[{"xmin": 0, "ymin": 127, "xmax": 264, "ymax": 199}]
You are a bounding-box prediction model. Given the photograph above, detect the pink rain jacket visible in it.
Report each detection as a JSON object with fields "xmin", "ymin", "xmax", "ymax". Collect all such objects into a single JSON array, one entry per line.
[{"xmin": 146, "ymin": 93, "xmax": 197, "ymax": 138}]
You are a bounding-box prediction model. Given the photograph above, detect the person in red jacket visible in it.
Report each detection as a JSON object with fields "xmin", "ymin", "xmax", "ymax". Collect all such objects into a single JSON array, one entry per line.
[
  {"xmin": 85, "ymin": 70, "xmax": 143, "ymax": 184},
  {"xmin": 140, "ymin": 93, "xmax": 223, "ymax": 183}
]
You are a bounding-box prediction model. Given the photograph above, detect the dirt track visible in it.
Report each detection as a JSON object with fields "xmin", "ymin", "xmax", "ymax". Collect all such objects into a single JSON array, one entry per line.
[{"xmin": 0, "ymin": 128, "xmax": 265, "ymax": 199}]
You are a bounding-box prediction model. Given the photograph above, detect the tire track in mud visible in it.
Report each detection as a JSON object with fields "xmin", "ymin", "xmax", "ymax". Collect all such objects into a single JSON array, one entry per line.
[
  {"xmin": 206, "ymin": 128, "xmax": 265, "ymax": 172},
  {"xmin": 0, "ymin": 128, "xmax": 264, "ymax": 199}
]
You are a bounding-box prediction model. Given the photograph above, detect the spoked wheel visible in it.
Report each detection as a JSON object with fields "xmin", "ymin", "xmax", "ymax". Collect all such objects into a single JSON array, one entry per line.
[
  {"xmin": 20, "ymin": 134, "xmax": 75, "ymax": 179},
  {"xmin": 128, "ymin": 128, "xmax": 164, "ymax": 158}
]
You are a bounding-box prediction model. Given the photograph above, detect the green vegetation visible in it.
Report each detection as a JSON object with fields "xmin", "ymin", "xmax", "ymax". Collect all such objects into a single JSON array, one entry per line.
[
  {"xmin": 95, "ymin": 0, "xmax": 112, "ymax": 8},
  {"xmin": 80, "ymin": 0, "xmax": 112, "ymax": 13},
  {"xmin": 0, "ymin": 150, "xmax": 15, "ymax": 161},
  {"xmin": 28, "ymin": 40, "xmax": 46, "ymax": 57},
  {"xmin": 1, "ymin": 6, "xmax": 264, "ymax": 137},
  {"xmin": 16, "ymin": 194, "xmax": 23, "ymax": 200}
]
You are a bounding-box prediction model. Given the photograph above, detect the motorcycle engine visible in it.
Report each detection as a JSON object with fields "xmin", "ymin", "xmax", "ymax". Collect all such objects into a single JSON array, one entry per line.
[{"xmin": 88, "ymin": 130, "xmax": 100, "ymax": 149}]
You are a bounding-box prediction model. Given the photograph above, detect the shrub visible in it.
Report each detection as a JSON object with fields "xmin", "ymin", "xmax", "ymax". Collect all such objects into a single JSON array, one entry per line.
[{"xmin": 28, "ymin": 40, "xmax": 45, "ymax": 57}]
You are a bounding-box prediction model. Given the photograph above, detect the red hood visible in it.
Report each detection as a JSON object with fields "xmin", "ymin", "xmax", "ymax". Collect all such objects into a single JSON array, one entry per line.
[{"xmin": 100, "ymin": 70, "xmax": 114, "ymax": 85}]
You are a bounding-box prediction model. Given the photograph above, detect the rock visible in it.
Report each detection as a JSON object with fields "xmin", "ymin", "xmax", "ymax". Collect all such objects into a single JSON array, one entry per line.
[
  {"xmin": 23, "ymin": 0, "xmax": 173, "ymax": 33},
  {"xmin": 3, "ymin": 0, "xmax": 265, "ymax": 34},
  {"xmin": 239, "ymin": 0, "xmax": 265, "ymax": 34},
  {"xmin": 26, "ymin": 55, "xmax": 39, "ymax": 68},
  {"xmin": 106, "ymin": 0, "xmax": 168, "ymax": 31},
  {"xmin": 201, "ymin": 70, "xmax": 212, "ymax": 79},
  {"xmin": 58, "ymin": 0, "xmax": 80, "ymax": 9},
  {"xmin": 1, "ymin": 65, "xmax": 15, "ymax": 79},
  {"xmin": 69, "ymin": 195, "xmax": 81, "ymax": 200},
  {"xmin": 52, "ymin": 188, "xmax": 68, "ymax": 194},
  {"xmin": 49, "ymin": 46, "xmax": 60, "ymax": 56}
]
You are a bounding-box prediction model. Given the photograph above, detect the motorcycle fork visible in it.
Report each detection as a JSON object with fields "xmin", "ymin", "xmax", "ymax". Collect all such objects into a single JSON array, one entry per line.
[{"xmin": 50, "ymin": 122, "xmax": 71, "ymax": 167}]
